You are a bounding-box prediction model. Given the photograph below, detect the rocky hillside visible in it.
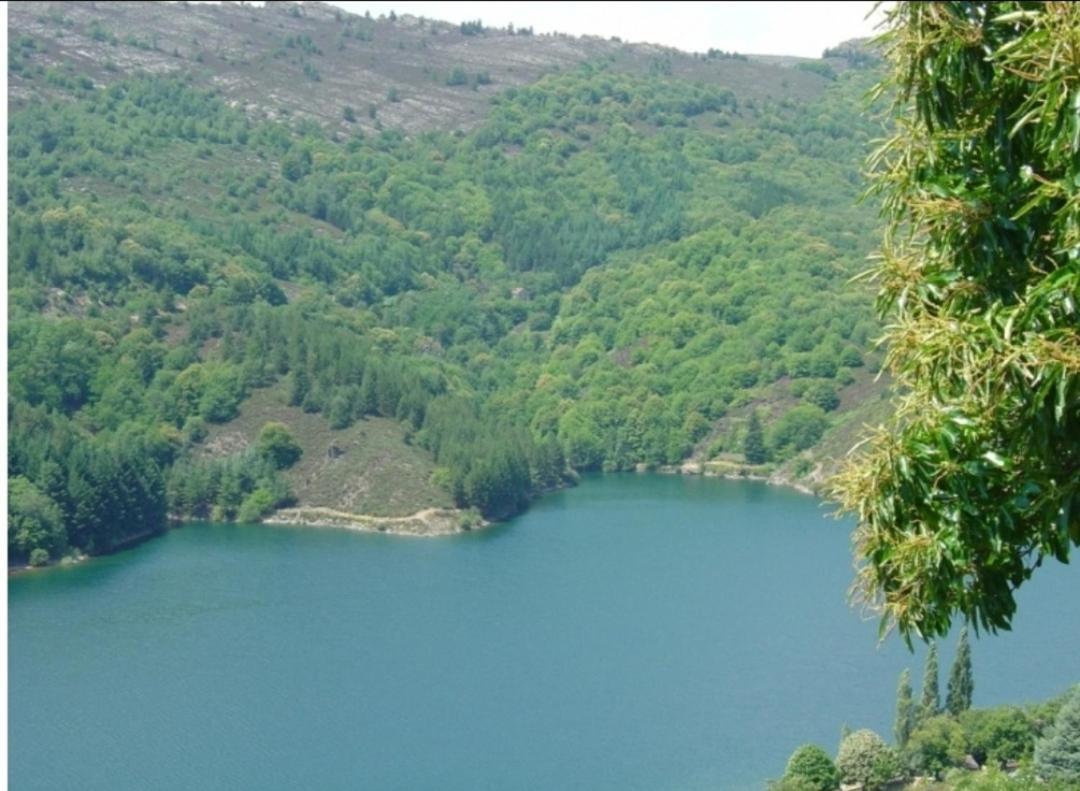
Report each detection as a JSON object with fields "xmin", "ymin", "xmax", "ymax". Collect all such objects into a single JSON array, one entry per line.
[{"xmin": 10, "ymin": 0, "xmax": 859, "ymax": 135}]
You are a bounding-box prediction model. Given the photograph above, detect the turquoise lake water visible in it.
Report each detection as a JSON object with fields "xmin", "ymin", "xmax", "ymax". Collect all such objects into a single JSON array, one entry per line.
[{"xmin": 9, "ymin": 474, "xmax": 1079, "ymax": 790}]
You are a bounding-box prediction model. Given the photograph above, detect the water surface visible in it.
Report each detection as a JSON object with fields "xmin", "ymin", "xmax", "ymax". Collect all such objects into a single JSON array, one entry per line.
[{"xmin": 10, "ymin": 475, "xmax": 1079, "ymax": 790}]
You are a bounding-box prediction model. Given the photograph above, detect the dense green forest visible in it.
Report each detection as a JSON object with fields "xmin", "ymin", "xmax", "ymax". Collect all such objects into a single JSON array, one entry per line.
[{"xmin": 8, "ymin": 23, "xmax": 885, "ymax": 564}]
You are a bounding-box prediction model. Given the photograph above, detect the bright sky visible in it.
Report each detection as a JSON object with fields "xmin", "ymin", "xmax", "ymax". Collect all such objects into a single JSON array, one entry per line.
[{"xmin": 324, "ymin": 1, "xmax": 886, "ymax": 58}]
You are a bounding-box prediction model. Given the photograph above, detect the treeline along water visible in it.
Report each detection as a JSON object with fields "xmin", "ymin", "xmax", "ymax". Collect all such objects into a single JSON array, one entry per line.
[{"xmin": 10, "ymin": 476, "xmax": 1079, "ymax": 790}]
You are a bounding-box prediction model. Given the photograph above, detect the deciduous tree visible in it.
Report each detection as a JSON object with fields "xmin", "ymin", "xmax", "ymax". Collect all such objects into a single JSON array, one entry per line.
[{"xmin": 832, "ymin": 1, "xmax": 1080, "ymax": 640}]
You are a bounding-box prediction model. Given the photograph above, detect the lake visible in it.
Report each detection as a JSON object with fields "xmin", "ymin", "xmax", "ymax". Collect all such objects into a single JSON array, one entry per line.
[{"xmin": 9, "ymin": 474, "xmax": 1079, "ymax": 790}]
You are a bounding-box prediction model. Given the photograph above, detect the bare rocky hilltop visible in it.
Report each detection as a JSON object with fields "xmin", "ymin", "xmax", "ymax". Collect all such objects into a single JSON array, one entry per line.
[{"xmin": 10, "ymin": 0, "xmax": 856, "ymax": 135}]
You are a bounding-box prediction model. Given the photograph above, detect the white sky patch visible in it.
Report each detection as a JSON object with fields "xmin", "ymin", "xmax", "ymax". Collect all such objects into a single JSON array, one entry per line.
[{"xmin": 323, "ymin": 1, "xmax": 888, "ymax": 58}]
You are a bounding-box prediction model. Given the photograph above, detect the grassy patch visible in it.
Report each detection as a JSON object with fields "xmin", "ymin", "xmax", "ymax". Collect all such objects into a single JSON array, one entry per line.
[{"xmin": 199, "ymin": 384, "xmax": 453, "ymax": 517}]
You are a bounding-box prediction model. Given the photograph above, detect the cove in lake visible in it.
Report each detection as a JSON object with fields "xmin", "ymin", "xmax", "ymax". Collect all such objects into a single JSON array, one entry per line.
[{"xmin": 9, "ymin": 474, "xmax": 1079, "ymax": 791}]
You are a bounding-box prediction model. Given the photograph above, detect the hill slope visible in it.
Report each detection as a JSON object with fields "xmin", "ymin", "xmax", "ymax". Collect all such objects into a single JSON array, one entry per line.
[
  {"xmin": 10, "ymin": 1, "xmax": 849, "ymax": 134},
  {"xmin": 7, "ymin": 1, "xmax": 887, "ymax": 565}
]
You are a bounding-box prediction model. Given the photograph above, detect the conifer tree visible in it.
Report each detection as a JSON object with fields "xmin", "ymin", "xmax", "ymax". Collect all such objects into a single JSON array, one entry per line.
[
  {"xmin": 946, "ymin": 627, "xmax": 974, "ymax": 715},
  {"xmin": 920, "ymin": 644, "xmax": 940, "ymax": 719},
  {"xmin": 894, "ymin": 669, "xmax": 916, "ymax": 748},
  {"xmin": 1035, "ymin": 686, "xmax": 1080, "ymax": 783},
  {"xmin": 743, "ymin": 412, "xmax": 767, "ymax": 465}
]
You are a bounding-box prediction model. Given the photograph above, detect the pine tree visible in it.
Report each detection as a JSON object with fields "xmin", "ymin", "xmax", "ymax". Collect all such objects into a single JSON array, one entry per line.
[
  {"xmin": 287, "ymin": 368, "xmax": 308, "ymax": 407},
  {"xmin": 920, "ymin": 643, "xmax": 940, "ymax": 719},
  {"xmin": 894, "ymin": 668, "xmax": 916, "ymax": 748},
  {"xmin": 743, "ymin": 412, "xmax": 767, "ymax": 465},
  {"xmin": 1035, "ymin": 686, "xmax": 1080, "ymax": 783},
  {"xmin": 358, "ymin": 365, "xmax": 378, "ymax": 416},
  {"xmin": 946, "ymin": 628, "xmax": 974, "ymax": 715}
]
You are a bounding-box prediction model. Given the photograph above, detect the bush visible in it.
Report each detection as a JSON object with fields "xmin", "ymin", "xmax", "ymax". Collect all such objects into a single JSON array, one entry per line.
[
  {"xmin": 905, "ymin": 715, "xmax": 966, "ymax": 778},
  {"xmin": 837, "ymin": 729, "xmax": 901, "ymax": 791},
  {"xmin": 236, "ymin": 488, "xmax": 276, "ymax": 523},
  {"xmin": 803, "ymin": 381, "xmax": 840, "ymax": 412},
  {"xmin": 769, "ymin": 405, "xmax": 828, "ymax": 454},
  {"xmin": 785, "ymin": 744, "xmax": 839, "ymax": 791},
  {"xmin": 256, "ymin": 422, "xmax": 302, "ymax": 469},
  {"xmin": 8, "ymin": 476, "xmax": 67, "ymax": 564},
  {"xmin": 183, "ymin": 415, "xmax": 207, "ymax": 443},
  {"xmin": 962, "ymin": 707, "xmax": 1036, "ymax": 767},
  {"xmin": 770, "ymin": 776, "xmax": 817, "ymax": 791}
]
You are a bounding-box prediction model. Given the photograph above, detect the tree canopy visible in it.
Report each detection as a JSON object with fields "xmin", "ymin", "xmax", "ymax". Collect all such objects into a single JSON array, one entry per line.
[{"xmin": 832, "ymin": 1, "xmax": 1080, "ymax": 641}]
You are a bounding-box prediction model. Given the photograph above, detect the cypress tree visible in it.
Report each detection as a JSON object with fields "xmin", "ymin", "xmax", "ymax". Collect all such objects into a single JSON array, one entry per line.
[
  {"xmin": 894, "ymin": 668, "xmax": 916, "ymax": 748},
  {"xmin": 946, "ymin": 627, "xmax": 974, "ymax": 715},
  {"xmin": 1035, "ymin": 686, "xmax": 1080, "ymax": 783},
  {"xmin": 358, "ymin": 365, "xmax": 378, "ymax": 416},
  {"xmin": 920, "ymin": 643, "xmax": 940, "ymax": 719},
  {"xmin": 287, "ymin": 368, "xmax": 308, "ymax": 407},
  {"xmin": 743, "ymin": 411, "xmax": 767, "ymax": 465}
]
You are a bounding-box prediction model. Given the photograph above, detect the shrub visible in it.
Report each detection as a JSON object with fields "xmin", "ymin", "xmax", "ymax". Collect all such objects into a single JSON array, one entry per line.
[
  {"xmin": 803, "ymin": 381, "xmax": 840, "ymax": 412},
  {"xmin": 785, "ymin": 744, "xmax": 839, "ymax": 791},
  {"xmin": 256, "ymin": 422, "xmax": 302, "ymax": 469},
  {"xmin": 905, "ymin": 715, "xmax": 965, "ymax": 778},
  {"xmin": 769, "ymin": 776, "xmax": 817, "ymax": 791},
  {"xmin": 837, "ymin": 729, "xmax": 901, "ymax": 791},
  {"xmin": 962, "ymin": 707, "xmax": 1035, "ymax": 768},
  {"xmin": 8, "ymin": 476, "xmax": 67, "ymax": 564},
  {"xmin": 236, "ymin": 488, "xmax": 276, "ymax": 523},
  {"xmin": 183, "ymin": 415, "xmax": 207, "ymax": 443},
  {"xmin": 769, "ymin": 405, "xmax": 828, "ymax": 454}
]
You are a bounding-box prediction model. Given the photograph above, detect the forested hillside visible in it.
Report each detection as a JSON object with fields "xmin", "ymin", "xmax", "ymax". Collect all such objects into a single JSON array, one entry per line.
[{"xmin": 8, "ymin": 1, "xmax": 887, "ymax": 565}]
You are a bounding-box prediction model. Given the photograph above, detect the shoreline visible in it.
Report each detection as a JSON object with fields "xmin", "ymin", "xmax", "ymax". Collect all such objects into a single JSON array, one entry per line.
[
  {"xmin": 8, "ymin": 505, "xmax": 483, "ymax": 575},
  {"xmin": 263, "ymin": 506, "xmax": 486, "ymax": 536},
  {"xmin": 9, "ymin": 469, "xmax": 821, "ymax": 574},
  {"xmin": 652, "ymin": 461, "xmax": 821, "ymax": 497}
]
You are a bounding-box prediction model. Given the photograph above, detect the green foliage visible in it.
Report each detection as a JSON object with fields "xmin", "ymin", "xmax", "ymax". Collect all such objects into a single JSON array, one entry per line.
[
  {"xmin": 769, "ymin": 406, "xmax": 828, "ymax": 457},
  {"xmin": 9, "ymin": 402, "xmax": 170, "ymax": 557},
  {"xmin": 784, "ymin": 744, "xmax": 839, "ymax": 791},
  {"xmin": 769, "ymin": 777, "xmax": 817, "ymax": 791},
  {"xmin": 237, "ymin": 488, "xmax": 277, "ymax": 523},
  {"xmin": 1036, "ymin": 686, "xmax": 1080, "ymax": 783},
  {"xmin": 960, "ymin": 706, "xmax": 1034, "ymax": 768},
  {"xmin": 167, "ymin": 449, "xmax": 292, "ymax": 521},
  {"xmin": 8, "ymin": 476, "xmax": 67, "ymax": 565},
  {"xmin": 836, "ymin": 729, "xmax": 901, "ymax": 791},
  {"xmin": 29, "ymin": 548, "xmax": 51, "ymax": 567},
  {"xmin": 795, "ymin": 61, "xmax": 837, "ymax": 81},
  {"xmin": 947, "ymin": 628, "xmax": 974, "ymax": 716},
  {"xmin": 950, "ymin": 766, "xmax": 1077, "ymax": 791},
  {"xmin": 905, "ymin": 714, "xmax": 966, "ymax": 778},
  {"xmin": 743, "ymin": 412, "xmax": 767, "ymax": 464},
  {"xmin": 922, "ymin": 643, "xmax": 942, "ymax": 720},
  {"xmin": 832, "ymin": 2, "xmax": 1080, "ymax": 639},
  {"xmin": 7, "ymin": 48, "xmax": 885, "ymax": 538},
  {"xmin": 803, "ymin": 381, "xmax": 840, "ymax": 412},
  {"xmin": 256, "ymin": 422, "xmax": 303, "ymax": 469},
  {"xmin": 895, "ymin": 668, "xmax": 916, "ymax": 748}
]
